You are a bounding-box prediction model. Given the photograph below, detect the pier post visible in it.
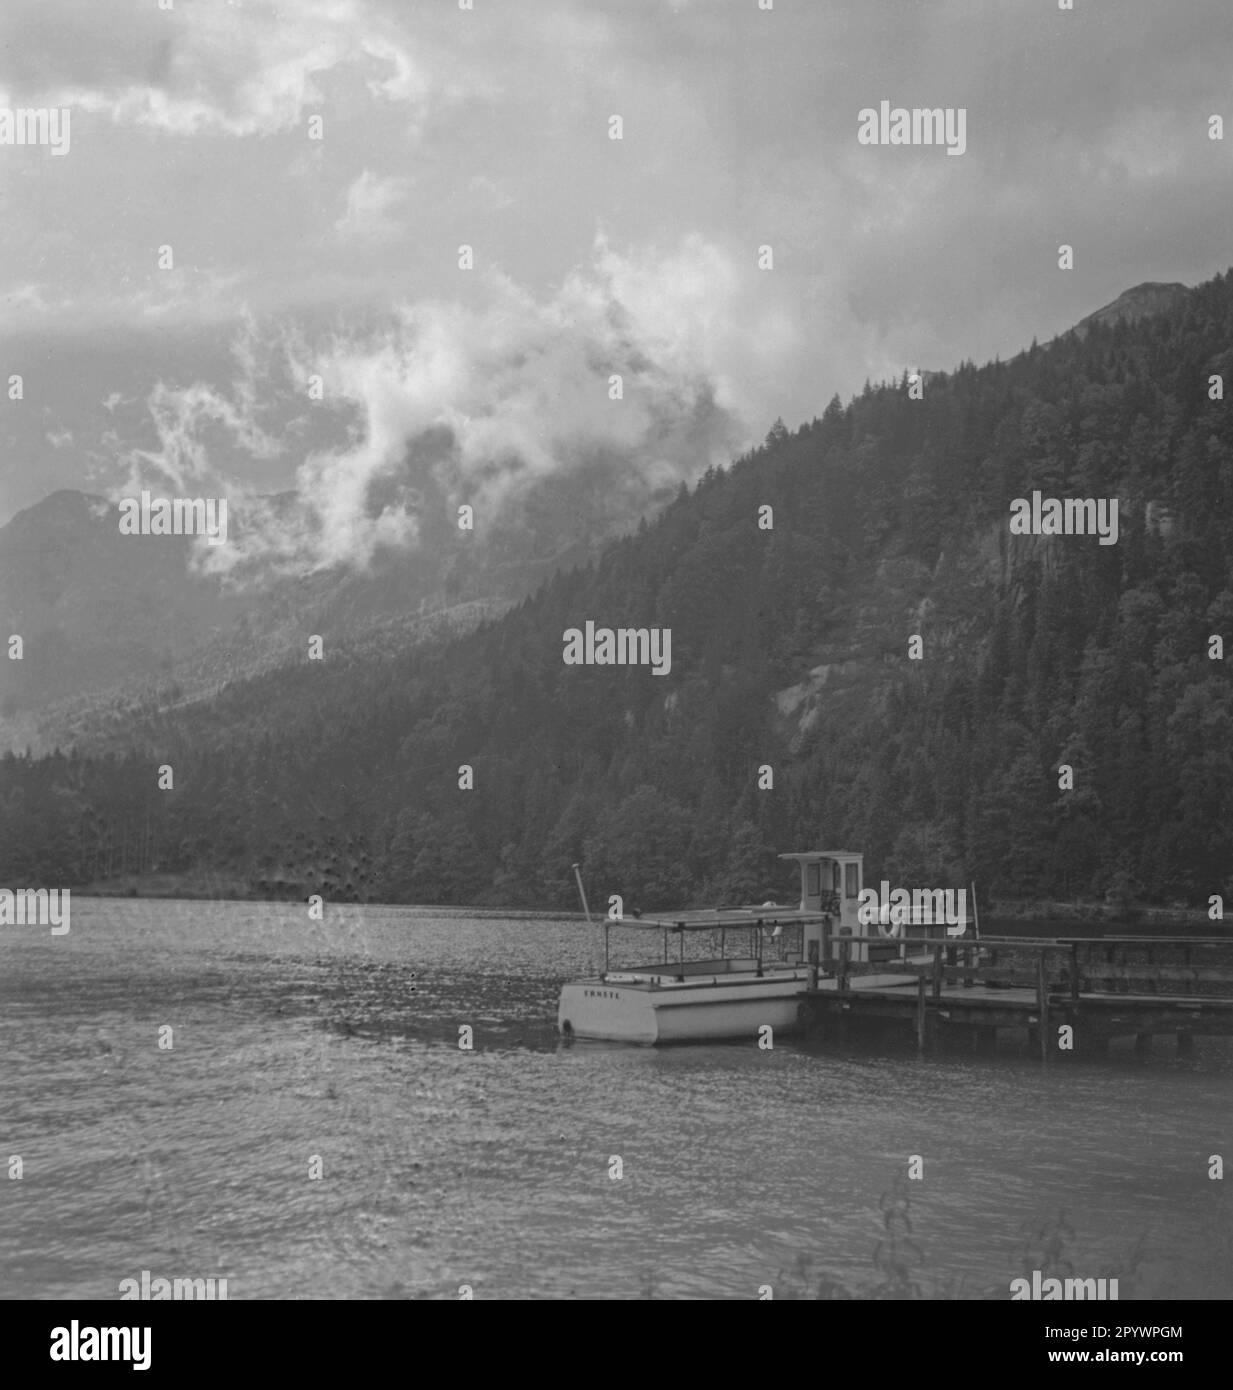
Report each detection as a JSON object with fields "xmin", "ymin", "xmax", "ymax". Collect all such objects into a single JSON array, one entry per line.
[
  {"xmin": 931, "ymin": 947, "xmax": 943, "ymax": 1002},
  {"xmin": 1036, "ymin": 954, "xmax": 1050, "ymax": 1063},
  {"xmin": 838, "ymin": 938, "xmax": 850, "ymax": 992},
  {"xmin": 915, "ymin": 975, "xmax": 928, "ymax": 1052}
]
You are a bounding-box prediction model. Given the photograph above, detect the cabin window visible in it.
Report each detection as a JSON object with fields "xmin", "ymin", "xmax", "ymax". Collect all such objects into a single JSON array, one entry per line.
[
  {"xmin": 832, "ymin": 862, "xmax": 841, "ymax": 891},
  {"xmin": 807, "ymin": 864, "xmax": 820, "ymax": 898},
  {"xmin": 844, "ymin": 863, "xmax": 859, "ymax": 898}
]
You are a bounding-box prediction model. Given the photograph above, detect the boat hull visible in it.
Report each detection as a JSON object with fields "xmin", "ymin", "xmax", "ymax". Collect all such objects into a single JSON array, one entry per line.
[{"xmin": 558, "ymin": 973, "xmax": 811, "ymax": 1044}]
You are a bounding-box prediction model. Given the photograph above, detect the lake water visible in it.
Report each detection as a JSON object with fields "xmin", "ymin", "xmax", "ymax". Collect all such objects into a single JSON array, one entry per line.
[{"xmin": 2, "ymin": 898, "xmax": 1231, "ymax": 1300}]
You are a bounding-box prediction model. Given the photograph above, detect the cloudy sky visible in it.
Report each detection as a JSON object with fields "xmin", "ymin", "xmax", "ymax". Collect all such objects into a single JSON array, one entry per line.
[{"xmin": 1, "ymin": 0, "xmax": 1230, "ymax": 564}]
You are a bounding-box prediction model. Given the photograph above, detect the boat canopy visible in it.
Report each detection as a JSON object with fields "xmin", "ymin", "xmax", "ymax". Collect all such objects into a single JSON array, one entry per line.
[
  {"xmin": 779, "ymin": 850, "xmax": 862, "ymax": 861},
  {"xmin": 619, "ymin": 906, "xmax": 832, "ymax": 930}
]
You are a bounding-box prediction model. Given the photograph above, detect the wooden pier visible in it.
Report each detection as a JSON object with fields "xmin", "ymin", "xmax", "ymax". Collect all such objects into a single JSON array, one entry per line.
[{"xmin": 799, "ymin": 934, "xmax": 1233, "ymax": 1058}]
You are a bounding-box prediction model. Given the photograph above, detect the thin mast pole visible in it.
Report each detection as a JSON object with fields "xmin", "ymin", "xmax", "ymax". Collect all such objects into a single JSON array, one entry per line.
[
  {"xmin": 572, "ymin": 863, "xmax": 591, "ymax": 922},
  {"xmin": 572, "ymin": 863, "xmax": 604, "ymax": 978}
]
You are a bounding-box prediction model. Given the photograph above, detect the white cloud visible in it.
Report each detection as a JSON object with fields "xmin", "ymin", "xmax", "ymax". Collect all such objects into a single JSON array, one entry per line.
[
  {"xmin": 334, "ymin": 171, "xmax": 410, "ymax": 245},
  {"xmin": 0, "ymin": 271, "xmax": 250, "ymax": 331},
  {"xmin": 26, "ymin": 0, "xmax": 445, "ymax": 138},
  {"xmin": 110, "ymin": 233, "xmax": 796, "ymax": 580}
]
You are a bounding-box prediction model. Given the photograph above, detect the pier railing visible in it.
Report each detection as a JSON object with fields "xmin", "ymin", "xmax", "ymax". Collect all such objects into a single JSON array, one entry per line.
[
  {"xmin": 819, "ymin": 934, "xmax": 1233, "ymax": 1058},
  {"xmin": 832, "ymin": 933, "xmax": 1233, "ymax": 989}
]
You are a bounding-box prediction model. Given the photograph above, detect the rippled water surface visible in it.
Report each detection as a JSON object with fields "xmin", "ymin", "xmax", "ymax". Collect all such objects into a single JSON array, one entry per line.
[{"xmin": 2, "ymin": 899, "xmax": 1231, "ymax": 1299}]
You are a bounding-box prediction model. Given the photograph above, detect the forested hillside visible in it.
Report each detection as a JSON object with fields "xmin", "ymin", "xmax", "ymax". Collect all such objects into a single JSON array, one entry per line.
[{"xmin": 4, "ymin": 274, "xmax": 1232, "ymax": 911}]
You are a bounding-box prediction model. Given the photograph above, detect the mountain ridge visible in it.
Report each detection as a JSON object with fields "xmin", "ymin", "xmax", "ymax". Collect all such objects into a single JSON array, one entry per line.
[
  {"xmin": 2, "ymin": 276, "xmax": 1200, "ymax": 756},
  {"xmin": 1068, "ymin": 280, "xmax": 1191, "ymax": 339}
]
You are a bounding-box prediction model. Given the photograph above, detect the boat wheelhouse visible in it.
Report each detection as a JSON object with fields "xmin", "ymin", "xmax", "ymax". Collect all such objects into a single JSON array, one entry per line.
[{"xmin": 557, "ymin": 849, "xmax": 972, "ymax": 1043}]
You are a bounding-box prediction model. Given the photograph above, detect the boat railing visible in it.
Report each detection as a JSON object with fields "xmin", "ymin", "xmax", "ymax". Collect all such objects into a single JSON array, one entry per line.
[
  {"xmin": 599, "ymin": 915, "xmax": 807, "ymax": 981},
  {"xmin": 829, "ymin": 933, "xmax": 984, "ymax": 991}
]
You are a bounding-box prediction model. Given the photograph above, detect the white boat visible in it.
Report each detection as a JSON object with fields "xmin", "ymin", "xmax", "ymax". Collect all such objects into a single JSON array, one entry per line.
[
  {"xmin": 559, "ymin": 947, "xmax": 817, "ymax": 1044},
  {"xmin": 558, "ymin": 849, "xmax": 971, "ymax": 1044}
]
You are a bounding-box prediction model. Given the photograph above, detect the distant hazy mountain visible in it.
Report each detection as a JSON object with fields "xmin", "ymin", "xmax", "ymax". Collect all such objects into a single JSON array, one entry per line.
[
  {"xmin": 0, "ymin": 491, "xmax": 245, "ymax": 733},
  {"xmin": 0, "ymin": 462, "xmax": 658, "ymax": 751}
]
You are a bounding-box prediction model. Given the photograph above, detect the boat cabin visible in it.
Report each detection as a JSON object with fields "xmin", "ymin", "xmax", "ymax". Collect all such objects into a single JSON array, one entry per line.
[{"xmin": 780, "ymin": 849, "xmax": 871, "ymax": 963}]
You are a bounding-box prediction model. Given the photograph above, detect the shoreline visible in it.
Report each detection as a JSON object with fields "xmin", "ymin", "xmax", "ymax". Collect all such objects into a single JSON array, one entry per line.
[{"xmin": 57, "ymin": 876, "xmax": 1221, "ymax": 932}]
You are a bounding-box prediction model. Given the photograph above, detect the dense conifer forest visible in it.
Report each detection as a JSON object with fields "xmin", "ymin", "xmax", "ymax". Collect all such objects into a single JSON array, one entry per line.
[{"xmin": 4, "ymin": 274, "xmax": 1232, "ymax": 911}]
